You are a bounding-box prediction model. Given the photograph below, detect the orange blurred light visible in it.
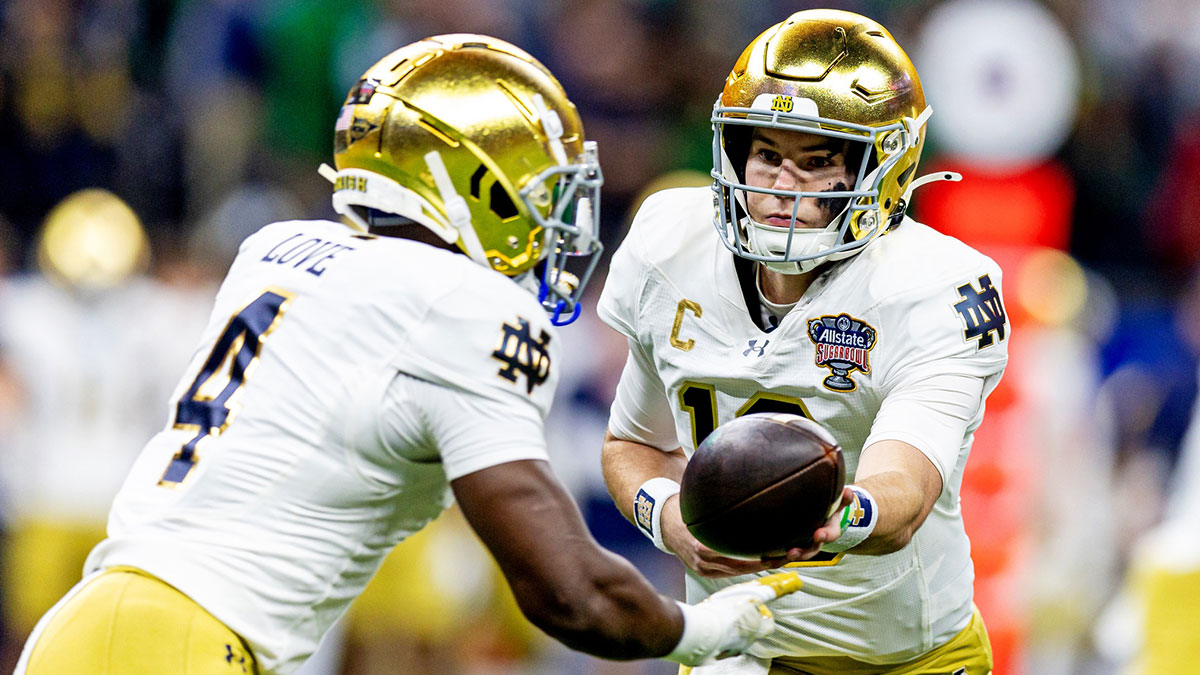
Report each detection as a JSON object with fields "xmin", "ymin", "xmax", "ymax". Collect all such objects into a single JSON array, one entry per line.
[{"xmin": 916, "ymin": 159, "xmax": 1074, "ymax": 251}]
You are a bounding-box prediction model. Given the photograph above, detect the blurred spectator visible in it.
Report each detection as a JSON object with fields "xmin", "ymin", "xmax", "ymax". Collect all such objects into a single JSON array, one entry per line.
[
  {"xmin": 532, "ymin": 0, "xmax": 677, "ymax": 248},
  {"xmin": 0, "ymin": 0, "xmax": 190, "ymax": 259},
  {"xmin": 4, "ymin": 1, "xmax": 1200, "ymax": 673},
  {"xmin": 1145, "ymin": 118, "xmax": 1200, "ymax": 278},
  {"xmin": 162, "ymin": 0, "xmax": 267, "ymax": 222},
  {"xmin": 1096, "ymin": 335, "xmax": 1200, "ymax": 673},
  {"xmin": 0, "ymin": 190, "xmax": 210, "ymax": 670}
]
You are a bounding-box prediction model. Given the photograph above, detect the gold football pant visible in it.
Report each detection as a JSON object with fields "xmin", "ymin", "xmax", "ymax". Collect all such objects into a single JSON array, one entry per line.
[
  {"xmin": 16, "ymin": 566, "xmax": 259, "ymax": 675},
  {"xmin": 1130, "ymin": 563, "xmax": 1200, "ymax": 673},
  {"xmin": 2, "ymin": 517, "xmax": 108, "ymax": 636},
  {"xmin": 681, "ymin": 605, "xmax": 992, "ymax": 675}
]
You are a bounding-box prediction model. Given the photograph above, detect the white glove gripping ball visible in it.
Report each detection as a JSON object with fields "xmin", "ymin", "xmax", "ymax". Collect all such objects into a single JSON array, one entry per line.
[{"xmin": 666, "ymin": 571, "xmax": 802, "ymax": 666}]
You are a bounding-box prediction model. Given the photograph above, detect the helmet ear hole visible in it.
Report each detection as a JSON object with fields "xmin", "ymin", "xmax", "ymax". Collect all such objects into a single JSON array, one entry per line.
[
  {"xmin": 469, "ymin": 164, "xmax": 487, "ymax": 199},
  {"xmin": 489, "ymin": 182, "xmax": 519, "ymax": 219},
  {"xmin": 467, "ymin": 162, "xmax": 520, "ymax": 220}
]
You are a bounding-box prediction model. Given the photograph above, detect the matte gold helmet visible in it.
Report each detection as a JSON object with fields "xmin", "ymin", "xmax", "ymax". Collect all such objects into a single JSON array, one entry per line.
[
  {"xmin": 326, "ymin": 34, "xmax": 602, "ymax": 324},
  {"xmin": 712, "ymin": 9, "xmax": 957, "ymax": 274}
]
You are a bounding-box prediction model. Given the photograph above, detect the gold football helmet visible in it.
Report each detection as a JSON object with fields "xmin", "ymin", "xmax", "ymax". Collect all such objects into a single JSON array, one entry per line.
[
  {"xmin": 37, "ymin": 188, "xmax": 150, "ymax": 292},
  {"xmin": 712, "ymin": 9, "xmax": 958, "ymax": 274},
  {"xmin": 326, "ymin": 34, "xmax": 602, "ymax": 324}
]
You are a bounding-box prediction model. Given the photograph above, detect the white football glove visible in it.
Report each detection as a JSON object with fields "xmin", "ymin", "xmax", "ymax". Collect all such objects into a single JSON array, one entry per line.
[{"xmin": 666, "ymin": 571, "xmax": 802, "ymax": 667}]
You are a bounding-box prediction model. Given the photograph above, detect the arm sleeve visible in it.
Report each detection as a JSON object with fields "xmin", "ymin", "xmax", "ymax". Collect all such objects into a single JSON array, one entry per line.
[
  {"xmin": 388, "ymin": 372, "xmax": 550, "ymax": 481},
  {"xmin": 607, "ymin": 338, "xmax": 679, "ymax": 451},
  {"xmin": 390, "ymin": 269, "xmax": 561, "ymax": 420},
  {"xmin": 863, "ymin": 266, "xmax": 1010, "ymax": 484},
  {"xmin": 596, "ymin": 206, "xmax": 679, "ymax": 451},
  {"xmin": 367, "ymin": 268, "xmax": 559, "ymax": 480},
  {"xmin": 864, "ymin": 369, "xmax": 995, "ymax": 483},
  {"xmin": 596, "ymin": 211, "xmax": 647, "ymax": 339}
]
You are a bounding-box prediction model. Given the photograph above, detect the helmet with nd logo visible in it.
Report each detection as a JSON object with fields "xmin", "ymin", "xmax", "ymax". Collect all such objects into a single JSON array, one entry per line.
[
  {"xmin": 326, "ymin": 34, "xmax": 603, "ymax": 325},
  {"xmin": 712, "ymin": 10, "xmax": 956, "ymax": 274}
]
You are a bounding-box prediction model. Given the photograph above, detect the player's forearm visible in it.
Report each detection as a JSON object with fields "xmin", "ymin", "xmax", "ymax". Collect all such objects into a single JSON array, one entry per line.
[
  {"xmin": 840, "ymin": 439, "xmax": 942, "ymax": 555},
  {"xmin": 512, "ymin": 545, "xmax": 684, "ymax": 659},
  {"xmin": 453, "ymin": 459, "xmax": 685, "ymax": 660},
  {"xmin": 847, "ymin": 471, "xmax": 927, "ymax": 554},
  {"xmin": 601, "ymin": 430, "xmax": 686, "ymax": 523}
]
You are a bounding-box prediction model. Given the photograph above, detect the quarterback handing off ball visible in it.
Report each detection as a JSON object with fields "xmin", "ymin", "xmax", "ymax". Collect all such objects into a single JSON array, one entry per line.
[{"xmin": 680, "ymin": 413, "xmax": 845, "ymax": 558}]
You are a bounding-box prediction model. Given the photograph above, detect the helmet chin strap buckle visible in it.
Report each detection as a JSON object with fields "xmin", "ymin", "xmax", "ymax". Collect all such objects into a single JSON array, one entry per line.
[{"xmin": 536, "ymin": 278, "xmax": 582, "ymax": 326}]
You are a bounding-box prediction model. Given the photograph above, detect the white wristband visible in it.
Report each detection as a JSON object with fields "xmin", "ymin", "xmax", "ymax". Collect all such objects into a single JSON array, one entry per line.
[
  {"xmin": 634, "ymin": 477, "xmax": 680, "ymax": 554},
  {"xmin": 821, "ymin": 486, "xmax": 878, "ymax": 553}
]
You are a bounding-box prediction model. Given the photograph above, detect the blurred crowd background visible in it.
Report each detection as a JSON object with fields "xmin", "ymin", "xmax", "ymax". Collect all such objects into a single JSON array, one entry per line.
[{"xmin": 2, "ymin": 0, "xmax": 1200, "ymax": 673}]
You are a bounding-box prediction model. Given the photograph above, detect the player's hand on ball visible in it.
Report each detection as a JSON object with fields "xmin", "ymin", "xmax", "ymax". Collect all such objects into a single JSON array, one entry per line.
[
  {"xmin": 667, "ymin": 571, "xmax": 803, "ymax": 666},
  {"xmin": 661, "ymin": 496, "xmax": 788, "ymax": 578},
  {"xmin": 811, "ymin": 487, "xmax": 855, "ymax": 548}
]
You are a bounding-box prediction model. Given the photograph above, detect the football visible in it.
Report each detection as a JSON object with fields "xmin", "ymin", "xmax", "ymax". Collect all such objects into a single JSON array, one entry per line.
[{"xmin": 679, "ymin": 413, "xmax": 845, "ymax": 558}]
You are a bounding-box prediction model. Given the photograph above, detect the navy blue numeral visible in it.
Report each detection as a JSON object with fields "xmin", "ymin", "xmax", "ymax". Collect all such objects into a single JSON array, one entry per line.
[{"xmin": 160, "ymin": 290, "xmax": 292, "ymax": 485}]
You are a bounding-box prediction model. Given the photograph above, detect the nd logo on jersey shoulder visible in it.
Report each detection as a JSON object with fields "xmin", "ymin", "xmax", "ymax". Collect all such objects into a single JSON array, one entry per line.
[
  {"xmin": 953, "ymin": 274, "xmax": 1007, "ymax": 350},
  {"xmin": 492, "ymin": 317, "xmax": 552, "ymax": 393}
]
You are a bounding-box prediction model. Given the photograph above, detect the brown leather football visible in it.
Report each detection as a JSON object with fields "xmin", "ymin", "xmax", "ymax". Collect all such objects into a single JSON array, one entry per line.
[{"xmin": 679, "ymin": 412, "xmax": 845, "ymax": 558}]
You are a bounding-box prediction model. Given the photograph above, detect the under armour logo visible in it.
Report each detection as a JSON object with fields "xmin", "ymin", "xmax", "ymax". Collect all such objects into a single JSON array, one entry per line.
[
  {"xmin": 743, "ymin": 339, "xmax": 769, "ymax": 357},
  {"xmin": 953, "ymin": 274, "xmax": 1007, "ymax": 350},
  {"xmin": 225, "ymin": 644, "xmax": 248, "ymax": 672}
]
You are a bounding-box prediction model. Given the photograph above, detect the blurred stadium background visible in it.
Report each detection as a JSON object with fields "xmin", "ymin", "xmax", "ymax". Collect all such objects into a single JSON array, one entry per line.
[{"xmin": 2, "ymin": 0, "xmax": 1199, "ymax": 673}]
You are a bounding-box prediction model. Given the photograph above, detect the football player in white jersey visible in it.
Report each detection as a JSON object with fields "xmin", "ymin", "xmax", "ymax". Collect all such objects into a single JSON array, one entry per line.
[
  {"xmin": 599, "ymin": 10, "xmax": 1009, "ymax": 675},
  {"xmin": 15, "ymin": 35, "xmax": 804, "ymax": 675}
]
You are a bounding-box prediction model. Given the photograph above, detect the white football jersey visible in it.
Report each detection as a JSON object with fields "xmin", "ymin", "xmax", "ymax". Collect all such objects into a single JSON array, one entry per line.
[
  {"xmin": 598, "ymin": 187, "xmax": 1009, "ymax": 664},
  {"xmin": 87, "ymin": 219, "xmax": 560, "ymax": 674},
  {"xmin": 0, "ymin": 276, "xmax": 209, "ymax": 520}
]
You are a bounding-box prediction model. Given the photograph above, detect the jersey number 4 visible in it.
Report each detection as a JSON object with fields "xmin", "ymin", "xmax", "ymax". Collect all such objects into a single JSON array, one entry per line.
[{"xmin": 159, "ymin": 289, "xmax": 294, "ymax": 485}]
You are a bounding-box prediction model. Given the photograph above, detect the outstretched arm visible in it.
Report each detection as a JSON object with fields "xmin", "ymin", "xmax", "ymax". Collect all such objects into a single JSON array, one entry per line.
[
  {"xmin": 452, "ymin": 458, "xmax": 682, "ymax": 659},
  {"xmin": 821, "ymin": 439, "xmax": 943, "ymax": 555},
  {"xmin": 453, "ymin": 458, "xmax": 799, "ymax": 665},
  {"xmin": 601, "ymin": 431, "xmax": 825, "ymax": 577}
]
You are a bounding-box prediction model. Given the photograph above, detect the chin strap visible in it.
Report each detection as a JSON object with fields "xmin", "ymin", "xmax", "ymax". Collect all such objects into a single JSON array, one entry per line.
[
  {"xmin": 532, "ymin": 94, "xmax": 568, "ymax": 166},
  {"xmin": 905, "ymin": 106, "xmax": 934, "ymax": 148},
  {"xmin": 424, "ymin": 150, "xmax": 488, "ymax": 264}
]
